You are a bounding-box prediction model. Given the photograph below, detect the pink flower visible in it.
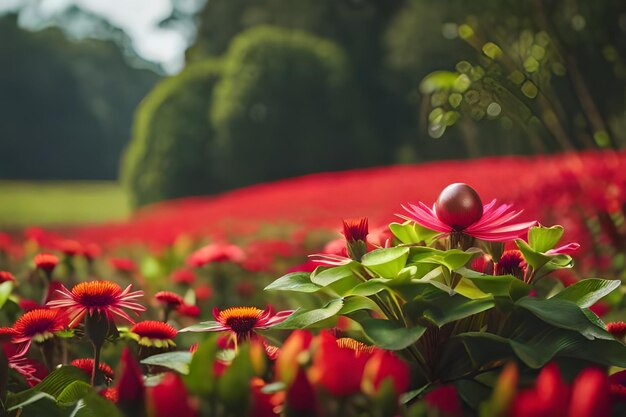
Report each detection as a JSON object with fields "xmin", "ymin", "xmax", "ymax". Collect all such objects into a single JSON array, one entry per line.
[{"xmin": 400, "ymin": 183, "xmax": 536, "ymax": 242}]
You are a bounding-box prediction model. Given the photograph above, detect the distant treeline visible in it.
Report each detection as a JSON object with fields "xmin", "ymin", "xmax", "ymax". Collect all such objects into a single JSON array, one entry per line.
[{"xmin": 0, "ymin": 13, "xmax": 159, "ymax": 180}]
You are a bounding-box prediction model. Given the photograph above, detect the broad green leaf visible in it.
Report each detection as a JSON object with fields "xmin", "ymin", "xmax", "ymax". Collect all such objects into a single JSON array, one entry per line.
[
  {"xmin": 184, "ymin": 334, "xmax": 219, "ymax": 395},
  {"xmin": 389, "ymin": 221, "xmax": 439, "ymax": 245},
  {"xmin": 362, "ymin": 247, "xmax": 410, "ymax": 277},
  {"xmin": 453, "ymin": 278, "xmax": 489, "ymax": 300},
  {"xmin": 509, "ymin": 325, "xmax": 581, "ymax": 368},
  {"xmin": 311, "ymin": 266, "xmax": 354, "ymax": 287},
  {"xmin": 348, "ymin": 278, "xmax": 393, "ymax": 297},
  {"xmin": 515, "ymin": 239, "xmax": 550, "ymax": 270},
  {"xmin": 73, "ymin": 392, "xmax": 122, "ymax": 417},
  {"xmin": 141, "ymin": 351, "xmax": 192, "ymax": 374},
  {"xmin": 528, "ymin": 225, "xmax": 564, "ymax": 252},
  {"xmin": 339, "ymin": 296, "xmax": 381, "ymax": 315},
  {"xmin": 516, "ymin": 297, "xmax": 612, "ymax": 340},
  {"xmin": 458, "ymin": 332, "xmax": 512, "ymax": 369},
  {"xmin": 461, "ymin": 272, "xmax": 531, "ymax": 301},
  {"xmin": 271, "ymin": 299, "xmax": 343, "ymax": 329},
  {"xmin": 553, "ymin": 278, "xmax": 620, "ymax": 308},
  {"xmin": 217, "ymin": 344, "xmax": 254, "ymax": 413},
  {"xmin": 7, "ymin": 366, "xmax": 90, "ymax": 409},
  {"xmin": 0, "ymin": 281, "xmax": 14, "ymax": 309},
  {"xmin": 405, "ymin": 287, "xmax": 495, "ymax": 327},
  {"xmin": 56, "ymin": 381, "xmax": 92, "ymax": 404},
  {"xmin": 264, "ymin": 272, "xmax": 321, "ymax": 293},
  {"xmin": 360, "ymin": 319, "xmax": 426, "ymax": 350}
]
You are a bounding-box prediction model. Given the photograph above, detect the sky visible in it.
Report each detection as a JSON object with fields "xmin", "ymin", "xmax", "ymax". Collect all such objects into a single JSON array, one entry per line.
[{"xmin": 0, "ymin": 0, "xmax": 190, "ymax": 72}]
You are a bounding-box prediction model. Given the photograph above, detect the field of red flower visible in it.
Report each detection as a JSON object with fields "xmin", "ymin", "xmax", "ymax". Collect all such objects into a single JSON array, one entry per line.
[{"xmin": 0, "ymin": 151, "xmax": 625, "ymax": 417}]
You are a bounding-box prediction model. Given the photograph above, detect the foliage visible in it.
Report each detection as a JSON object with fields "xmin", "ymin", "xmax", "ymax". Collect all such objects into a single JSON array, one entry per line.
[
  {"xmin": 121, "ymin": 60, "xmax": 222, "ymax": 207},
  {"xmin": 211, "ymin": 25, "xmax": 380, "ymax": 188},
  {"xmin": 417, "ymin": 0, "xmax": 626, "ymax": 152},
  {"xmin": 0, "ymin": 14, "xmax": 159, "ymax": 180}
]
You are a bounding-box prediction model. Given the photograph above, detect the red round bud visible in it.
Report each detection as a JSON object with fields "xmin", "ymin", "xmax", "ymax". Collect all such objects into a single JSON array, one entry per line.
[{"xmin": 434, "ymin": 183, "xmax": 483, "ymax": 230}]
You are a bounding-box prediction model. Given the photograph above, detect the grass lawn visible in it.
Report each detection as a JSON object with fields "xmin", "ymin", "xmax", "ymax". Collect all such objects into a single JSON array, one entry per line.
[{"xmin": 0, "ymin": 181, "xmax": 130, "ymax": 228}]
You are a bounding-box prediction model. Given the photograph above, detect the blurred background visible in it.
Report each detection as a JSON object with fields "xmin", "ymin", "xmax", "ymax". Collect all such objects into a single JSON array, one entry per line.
[{"xmin": 2, "ymin": 0, "xmax": 626, "ymax": 227}]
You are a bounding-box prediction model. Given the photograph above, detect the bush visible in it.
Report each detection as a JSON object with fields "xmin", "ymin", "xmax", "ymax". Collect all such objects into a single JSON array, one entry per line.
[
  {"xmin": 211, "ymin": 25, "xmax": 381, "ymax": 188},
  {"xmin": 121, "ymin": 61, "xmax": 222, "ymax": 207}
]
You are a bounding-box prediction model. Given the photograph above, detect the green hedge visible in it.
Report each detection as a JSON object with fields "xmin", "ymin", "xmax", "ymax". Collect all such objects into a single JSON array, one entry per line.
[{"xmin": 121, "ymin": 61, "xmax": 223, "ymax": 207}]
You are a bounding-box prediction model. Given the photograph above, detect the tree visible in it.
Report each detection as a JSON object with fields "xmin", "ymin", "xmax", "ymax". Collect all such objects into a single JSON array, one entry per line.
[
  {"xmin": 121, "ymin": 61, "xmax": 222, "ymax": 207},
  {"xmin": 210, "ymin": 26, "xmax": 381, "ymax": 188}
]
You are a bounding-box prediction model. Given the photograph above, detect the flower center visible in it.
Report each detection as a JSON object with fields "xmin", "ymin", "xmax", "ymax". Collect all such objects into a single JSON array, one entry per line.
[
  {"xmin": 72, "ymin": 281, "xmax": 121, "ymax": 307},
  {"xmin": 217, "ymin": 306, "xmax": 264, "ymax": 339},
  {"xmin": 225, "ymin": 316, "xmax": 259, "ymax": 336}
]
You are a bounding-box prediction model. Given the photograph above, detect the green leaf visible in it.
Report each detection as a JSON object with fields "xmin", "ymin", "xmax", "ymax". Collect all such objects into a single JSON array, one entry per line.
[
  {"xmin": 217, "ymin": 344, "xmax": 254, "ymax": 413},
  {"xmin": 184, "ymin": 334, "xmax": 219, "ymax": 395},
  {"xmin": 528, "ymin": 225, "xmax": 564, "ymax": 252},
  {"xmin": 0, "ymin": 281, "xmax": 14, "ymax": 309},
  {"xmin": 141, "ymin": 351, "xmax": 192, "ymax": 374},
  {"xmin": 360, "ymin": 319, "xmax": 426, "ymax": 350},
  {"xmin": 516, "ymin": 297, "xmax": 612, "ymax": 340},
  {"xmin": 405, "ymin": 287, "xmax": 495, "ymax": 327},
  {"xmin": 338, "ymin": 296, "xmax": 381, "ymax": 315},
  {"xmin": 264, "ymin": 272, "xmax": 321, "ymax": 293},
  {"xmin": 362, "ymin": 247, "xmax": 410, "ymax": 277},
  {"xmin": 311, "ymin": 266, "xmax": 353, "ymax": 286},
  {"xmin": 56, "ymin": 381, "xmax": 92, "ymax": 405},
  {"xmin": 73, "ymin": 391, "xmax": 123, "ymax": 417},
  {"xmin": 389, "ymin": 221, "xmax": 439, "ymax": 245},
  {"xmin": 348, "ymin": 278, "xmax": 393, "ymax": 297},
  {"xmin": 462, "ymin": 272, "xmax": 531, "ymax": 301},
  {"xmin": 271, "ymin": 299, "xmax": 344, "ymax": 329},
  {"xmin": 515, "ymin": 239, "xmax": 550, "ymax": 270},
  {"xmin": 459, "ymin": 332, "xmax": 513, "ymax": 369},
  {"xmin": 553, "ymin": 278, "xmax": 620, "ymax": 308},
  {"xmin": 7, "ymin": 366, "xmax": 90, "ymax": 409}
]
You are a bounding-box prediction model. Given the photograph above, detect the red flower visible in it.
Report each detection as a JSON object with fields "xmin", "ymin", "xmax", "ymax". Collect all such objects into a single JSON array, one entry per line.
[
  {"xmin": 424, "ymin": 385, "xmax": 462, "ymax": 416},
  {"xmin": 342, "ymin": 217, "xmax": 368, "ymax": 243},
  {"xmin": 194, "ymin": 285, "xmax": 213, "ymax": 301},
  {"xmin": 34, "ymin": 253, "xmax": 59, "ymax": 274},
  {"xmin": 250, "ymin": 377, "xmax": 282, "ymax": 417},
  {"xmin": 71, "ymin": 358, "xmax": 115, "ymax": 382},
  {"xmin": 19, "ymin": 299, "xmax": 42, "ymax": 312},
  {"xmin": 47, "ymin": 280, "xmax": 145, "ymax": 327},
  {"xmin": 609, "ymin": 370, "xmax": 626, "ymax": 401},
  {"xmin": 607, "ymin": 322, "xmax": 626, "ymax": 340},
  {"xmin": 181, "ymin": 305, "xmax": 292, "ymax": 342},
  {"xmin": 186, "ymin": 243, "xmax": 245, "ymax": 267},
  {"xmin": 149, "ymin": 373, "xmax": 197, "ymax": 417},
  {"xmin": 568, "ymin": 368, "xmax": 610, "ymax": 417},
  {"xmin": 361, "ymin": 350, "xmax": 410, "ymax": 398},
  {"xmin": 401, "ymin": 183, "xmax": 536, "ymax": 241},
  {"xmin": 0, "ymin": 271, "xmax": 15, "ymax": 283},
  {"xmin": 495, "ymin": 250, "xmax": 527, "ymax": 280},
  {"xmin": 115, "ymin": 348, "xmax": 145, "ymax": 409},
  {"xmin": 511, "ymin": 363, "xmax": 570, "ymax": 417},
  {"xmin": 100, "ymin": 387, "xmax": 119, "ymax": 403},
  {"xmin": 154, "ymin": 291, "xmax": 184, "ymax": 308},
  {"xmin": 177, "ymin": 303, "xmax": 201, "ymax": 318},
  {"xmin": 108, "ymin": 258, "xmax": 137, "ymax": 273},
  {"xmin": 12, "ymin": 309, "xmax": 67, "ymax": 356},
  {"xmin": 309, "ymin": 332, "xmax": 376, "ymax": 397},
  {"xmin": 171, "ymin": 268, "xmax": 196, "ymax": 285},
  {"xmin": 129, "ymin": 321, "xmax": 177, "ymax": 348},
  {"xmin": 276, "ymin": 330, "xmax": 313, "ymax": 386}
]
